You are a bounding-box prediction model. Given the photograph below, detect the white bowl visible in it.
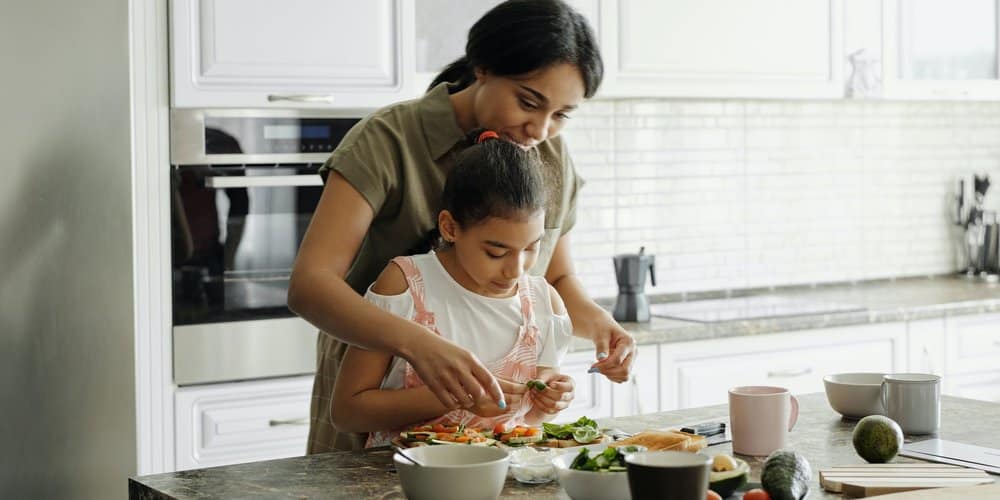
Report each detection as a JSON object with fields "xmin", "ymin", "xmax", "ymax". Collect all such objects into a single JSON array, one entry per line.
[
  {"xmin": 394, "ymin": 445, "xmax": 509, "ymax": 500},
  {"xmin": 823, "ymin": 372, "xmax": 886, "ymax": 419},
  {"xmin": 552, "ymin": 443, "xmax": 637, "ymax": 500}
]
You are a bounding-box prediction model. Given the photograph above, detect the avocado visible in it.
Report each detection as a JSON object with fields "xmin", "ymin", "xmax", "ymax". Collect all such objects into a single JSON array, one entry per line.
[
  {"xmin": 709, "ymin": 457, "xmax": 750, "ymax": 497},
  {"xmin": 761, "ymin": 450, "xmax": 812, "ymax": 500},
  {"xmin": 852, "ymin": 415, "xmax": 904, "ymax": 463}
]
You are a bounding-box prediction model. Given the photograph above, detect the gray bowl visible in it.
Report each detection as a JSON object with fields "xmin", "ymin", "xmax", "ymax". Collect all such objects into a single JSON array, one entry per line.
[
  {"xmin": 394, "ymin": 445, "xmax": 509, "ymax": 500},
  {"xmin": 823, "ymin": 372, "xmax": 886, "ymax": 419}
]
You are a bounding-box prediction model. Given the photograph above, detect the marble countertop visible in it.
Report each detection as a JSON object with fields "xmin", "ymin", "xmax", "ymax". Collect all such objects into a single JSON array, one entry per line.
[
  {"xmin": 569, "ymin": 275, "xmax": 1000, "ymax": 350},
  {"xmin": 129, "ymin": 393, "xmax": 1000, "ymax": 499}
]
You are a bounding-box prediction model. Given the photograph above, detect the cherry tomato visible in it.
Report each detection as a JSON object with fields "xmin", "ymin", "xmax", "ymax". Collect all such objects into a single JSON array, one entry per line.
[
  {"xmin": 432, "ymin": 423, "xmax": 446, "ymax": 433},
  {"xmin": 706, "ymin": 491, "xmax": 723, "ymax": 500},
  {"xmin": 493, "ymin": 423, "xmax": 506, "ymax": 435},
  {"xmin": 743, "ymin": 489, "xmax": 771, "ymax": 500}
]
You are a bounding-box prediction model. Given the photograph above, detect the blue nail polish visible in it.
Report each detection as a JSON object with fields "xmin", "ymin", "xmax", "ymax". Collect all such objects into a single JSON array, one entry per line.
[
  {"xmin": 587, "ymin": 367, "xmax": 600, "ymax": 374},
  {"xmin": 597, "ymin": 352, "xmax": 608, "ymax": 359},
  {"xmin": 498, "ymin": 399, "xmax": 507, "ymax": 409}
]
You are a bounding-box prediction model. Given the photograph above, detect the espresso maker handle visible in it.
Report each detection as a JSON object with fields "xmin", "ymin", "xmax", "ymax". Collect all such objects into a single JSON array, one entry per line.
[{"xmin": 648, "ymin": 259, "xmax": 656, "ymax": 287}]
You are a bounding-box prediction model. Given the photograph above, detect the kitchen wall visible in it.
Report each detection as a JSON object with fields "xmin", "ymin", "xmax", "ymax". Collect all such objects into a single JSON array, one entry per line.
[{"xmin": 564, "ymin": 99, "xmax": 1000, "ymax": 299}]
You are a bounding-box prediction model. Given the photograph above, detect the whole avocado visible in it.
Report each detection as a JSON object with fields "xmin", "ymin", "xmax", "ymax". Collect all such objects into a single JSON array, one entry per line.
[
  {"xmin": 852, "ymin": 415, "xmax": 904, "ymax": 463},
  {"xmin": 761, "ymin": 450, "xmax": 812, "ymax": 500}
]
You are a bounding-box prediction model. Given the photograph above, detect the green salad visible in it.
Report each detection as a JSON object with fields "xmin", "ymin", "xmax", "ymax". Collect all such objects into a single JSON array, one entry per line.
[
  {"xmin": 542, "ymin": 416, "xmax": 602, "ymax": 443},
  {"xmin": 569, "ymin": 446, "xmax": 641, "ymax": 472}
]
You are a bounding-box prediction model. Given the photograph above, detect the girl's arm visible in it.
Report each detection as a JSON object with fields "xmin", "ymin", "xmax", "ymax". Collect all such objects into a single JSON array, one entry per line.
[{"xmin": 288, "ymin": 172, "xmax": 502, "ymax": 409}]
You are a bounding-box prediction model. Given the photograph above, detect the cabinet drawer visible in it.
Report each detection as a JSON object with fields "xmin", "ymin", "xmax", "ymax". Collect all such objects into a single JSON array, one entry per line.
[
  {"xmin": 945, "ymin": 313, "xmax": 1000, "ymax": 375},
  {"xmin": 553, "ymin": 350, "xmax": 613, "ymax": 423},
  {"xmin": 175, "ymin": 376, "xmax": 313, "ymax": 470},
  {"xmin": 660, "ymin": 324, "xmax": 907, "ymax": 410}
]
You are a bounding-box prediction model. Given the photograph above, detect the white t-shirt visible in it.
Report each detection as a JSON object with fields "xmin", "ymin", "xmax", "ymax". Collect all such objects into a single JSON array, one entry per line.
[{"xmin": 365, "ymin": 252, "xmax": 574, "ymax": 390}]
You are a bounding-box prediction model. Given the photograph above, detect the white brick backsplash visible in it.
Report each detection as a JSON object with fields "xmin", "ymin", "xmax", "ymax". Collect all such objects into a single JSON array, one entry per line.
[{"xmin": 567, "ymin": 98, "xmax": 1000, "ymax": 298}]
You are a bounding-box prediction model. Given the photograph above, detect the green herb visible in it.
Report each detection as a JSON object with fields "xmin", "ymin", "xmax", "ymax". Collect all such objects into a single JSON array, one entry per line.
[
  {"xmin": 569, "ymin": 446, "xmax": 640, "ymax": 472},
  {"xmin": 526, "ymin": 380, "xmax": 547, "ymax": 391}
]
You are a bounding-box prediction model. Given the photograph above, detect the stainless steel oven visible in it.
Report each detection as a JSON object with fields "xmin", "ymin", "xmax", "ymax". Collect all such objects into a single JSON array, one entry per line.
[{"xmin": 170, "ymin": 109, "xmax": 362, "ymax": 385}]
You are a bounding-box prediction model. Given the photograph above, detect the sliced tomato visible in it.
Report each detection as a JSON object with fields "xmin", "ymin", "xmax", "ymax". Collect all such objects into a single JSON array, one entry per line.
[
  {"xmin": 524, "ymin": 427, "xmax": 539, "ymax": 436},
  {"xmin": 455, "ymin": 436, "xmax": 471, "ymax": 443},
  {"xmin": 493, "ymin": 423, "xmax": 506, "ymax": 435},
  {"xmin": 512, "ymin": 426, "xmax": 528, "ymax": 436},
  {"xmin": 431, "ymin": 423, "xmax": 446, "ymax": 433}
]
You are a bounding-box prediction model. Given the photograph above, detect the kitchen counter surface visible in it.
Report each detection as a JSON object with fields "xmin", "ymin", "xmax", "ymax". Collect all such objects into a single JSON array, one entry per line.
[
  {"xmin": 574, "ymin": 275, "xmax": 1000, "ymax": 350},
  {"xmin": 129, "ymin": 393, "xmax": 999, "ymax": 499}
]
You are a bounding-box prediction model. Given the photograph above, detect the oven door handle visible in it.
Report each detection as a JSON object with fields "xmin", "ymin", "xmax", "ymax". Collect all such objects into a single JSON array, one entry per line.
[{"xmin": 205, "ymin": 175, "xmax": 323, "ymax": 189}]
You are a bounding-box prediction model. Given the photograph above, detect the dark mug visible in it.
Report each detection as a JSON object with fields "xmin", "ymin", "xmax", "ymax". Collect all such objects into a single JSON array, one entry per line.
[{"xmin": 625, "ymin": 451, "xmax": 711, "ymax": 500}]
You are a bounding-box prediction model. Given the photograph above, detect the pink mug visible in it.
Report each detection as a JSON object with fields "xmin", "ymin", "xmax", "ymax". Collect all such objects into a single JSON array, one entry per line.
[{"xmin": 728, "ymin": 386, "xmax": 799, "ymax": 456}]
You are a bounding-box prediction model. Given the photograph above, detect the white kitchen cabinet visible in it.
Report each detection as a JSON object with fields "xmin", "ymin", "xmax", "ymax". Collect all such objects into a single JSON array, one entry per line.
[
  {"xmin": 611, "ymin": 344, "xmax": 659, "ymax": 417},
  {"xmin": 170, "ymin": 0, "xmax": 414, "ymax": 108},
  {"xmin": 906, "ymin": 318, "xmax": 946, "ymax": 376},
  {"xmin": 174, "ymin": 376, "xmax": 312, "ymax": 471},
  {"xmin": 658, "ymin": 323, "xmax": 907, "ymax": 410},
  {"xmin": 597, "ymin": 0, "xmax": 844, "ymax": 99},
  {"xmin": 882, "ymin": 0, "xmax": 1000, "ymax": 100},
  {"xmin": 555, "ymin": 350, "xmax": 614, "ymax": 423},
  {"xmin": 944, "ymin": 313, "xmax": 1000, "ymax": 375},
  {"xmin": 943, "ymin": 371, "xmax": 1000, "ymax": 402}
]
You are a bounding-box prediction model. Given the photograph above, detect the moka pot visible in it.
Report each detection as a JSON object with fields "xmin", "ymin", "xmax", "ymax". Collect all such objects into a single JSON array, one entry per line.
[{"xmin": 612, "ymin": 248, "xmax": 656, "ymax": 322}]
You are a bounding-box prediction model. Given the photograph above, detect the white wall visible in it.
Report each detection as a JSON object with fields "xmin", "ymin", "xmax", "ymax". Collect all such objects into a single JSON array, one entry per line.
[
  {"xmin": 565, "ymin": 98, "xmax": 1000, "ymax": 298},
  {"xmin": 0, "ymin": 0, "xmax": 136, "ymax": 497}
]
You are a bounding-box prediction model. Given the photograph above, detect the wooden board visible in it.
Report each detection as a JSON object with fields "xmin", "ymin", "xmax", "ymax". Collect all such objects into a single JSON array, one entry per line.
[
  {"xmin": 864, "ymin": 483, "xmax": 1000, "ymax": 499},
  {"xmin": 819, "ymin": 463, "xmax": 995, "ymax": 497}
]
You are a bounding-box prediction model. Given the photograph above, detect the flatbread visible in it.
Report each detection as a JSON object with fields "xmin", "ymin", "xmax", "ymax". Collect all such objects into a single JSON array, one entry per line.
[{"xmin": 609, "ymin": 430, "xmax": 706, "ymax": 452}]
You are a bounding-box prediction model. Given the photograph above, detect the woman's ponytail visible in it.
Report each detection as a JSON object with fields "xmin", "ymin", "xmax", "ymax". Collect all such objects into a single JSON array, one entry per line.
[{"xmin": 428, "ymin": 56, "xmax": 475, "ymax": 93}]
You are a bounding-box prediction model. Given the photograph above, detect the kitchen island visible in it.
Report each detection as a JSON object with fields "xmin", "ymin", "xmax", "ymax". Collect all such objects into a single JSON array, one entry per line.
[{"xmin": 129, "ymin": 393, "xmax": 999, "ymax": 499}]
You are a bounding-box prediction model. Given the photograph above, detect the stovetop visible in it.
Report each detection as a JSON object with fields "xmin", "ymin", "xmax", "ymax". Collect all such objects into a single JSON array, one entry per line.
[{"xmin": 648, "ymin": 294, "xmax": 866, "ymax": 323}]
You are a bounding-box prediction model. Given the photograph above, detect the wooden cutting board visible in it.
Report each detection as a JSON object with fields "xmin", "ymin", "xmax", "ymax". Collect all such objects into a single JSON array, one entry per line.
[
  {"xmin": 819, "ymin": 463, "xmax": 995, "ymax": 497},
  {"xmin": 858, "ymin": 482, "xmax": 1000, "ymax": 498}
]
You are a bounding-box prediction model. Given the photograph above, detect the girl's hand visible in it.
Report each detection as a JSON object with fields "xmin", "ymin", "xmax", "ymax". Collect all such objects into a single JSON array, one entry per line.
[
  {"xmin": 469, "ymin": 379, "xmax": 526, "ymax": 417},
  {"xmin": 529, "ymin": 373, "xmax": 575, "ymax": 415},
  {"xmin": 582, "ymin": 311, "xmax": 636, "ymax": 383},
  {"xmin": 403, "ymin": 332, "xmax": 506, "ymax": 410}
]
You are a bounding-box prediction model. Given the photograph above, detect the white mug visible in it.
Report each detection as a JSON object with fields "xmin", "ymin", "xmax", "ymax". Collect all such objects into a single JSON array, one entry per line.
[
  {"xmin": 881, "ymin": 373, "xmax": 940, "ymax": 435},
  {"xmin": 728, "ymin": 386, "xmax": 799, "ymax": 456}
]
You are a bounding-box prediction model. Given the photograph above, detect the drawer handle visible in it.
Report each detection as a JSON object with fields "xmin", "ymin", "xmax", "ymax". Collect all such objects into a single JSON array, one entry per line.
[
  {"xmin": 767, "ymin": 368, "xmax": 812, "ymax": 379},
  {"xmin": 267, "ymin": 94, "xmax": 335, "ymax": 104},
  {"xmin": 269, "ymin": 418, "xmax": 309, "ymax": 427}
]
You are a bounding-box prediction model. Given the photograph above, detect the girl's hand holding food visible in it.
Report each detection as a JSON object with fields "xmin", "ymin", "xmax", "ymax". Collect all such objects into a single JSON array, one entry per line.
[{"xmin": 529, "ymin": 373, "xmax": 575, "ymax": 415}]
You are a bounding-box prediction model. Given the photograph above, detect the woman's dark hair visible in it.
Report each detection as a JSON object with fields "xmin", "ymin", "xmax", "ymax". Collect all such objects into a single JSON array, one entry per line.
[
  {"xmin": 410, "ymin": 131, "xmax": 547, "ymax": 254},
  {"xmin": 428, "ymin": 0, "xmax": 603, "ymax": 98}
]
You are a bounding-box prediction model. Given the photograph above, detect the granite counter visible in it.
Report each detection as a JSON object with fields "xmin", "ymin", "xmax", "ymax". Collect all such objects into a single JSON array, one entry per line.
[{"xmin": 129, "ymin": 393, "xmax": 1000, "ymax": 499}]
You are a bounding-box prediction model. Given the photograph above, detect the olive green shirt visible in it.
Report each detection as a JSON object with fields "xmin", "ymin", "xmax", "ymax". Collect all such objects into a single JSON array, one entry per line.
[{"xmin": 308, "ymin": 82, "xmax": 584, "ymax": 453}]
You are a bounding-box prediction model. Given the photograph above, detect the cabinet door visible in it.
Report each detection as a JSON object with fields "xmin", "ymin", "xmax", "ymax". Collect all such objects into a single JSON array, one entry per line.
[
  {"xmin": 907, "ymin": 318, "xmax": 946, "ymax": 375},
  {"xmin": 659, "ymin": 323, "xmax": 906, "ymax": 410},
  {"xmin": 945, "ymin": 313, "xmax": 1000, "ymax": 375},
  {"xmin": 171, "ymin": 0, "xmax": 414, "ymax": 108},
  {"xmin": 611, "ymin": 344, "xmax": 659, "ymax": 417},
  {"xmin": 554, "ymin": 350, "xmax": 613, "ymax": 423},
  {"xmin": 599, "ymin": 0, "xmax": 844, "ymax": 98},
  {"xmin": 882, "ymin": 0, "xmax": 1000, "ymax": 99},
  {"xmin": 174, "ymin": 376, "xmax": 313, "ymax": 471},
  {"xmin": 943, "ymin": 371, "xmax": 1000, "ymax": 402}
]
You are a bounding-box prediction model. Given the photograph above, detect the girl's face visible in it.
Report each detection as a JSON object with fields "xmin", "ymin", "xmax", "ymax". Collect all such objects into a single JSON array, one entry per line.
[
  {"xmin": 440, "ymin": 210, "xmax": 546, "ymax": 298},
  {"xmin": 472, "ymin": 62, "xmax": 586, "ymax": 149}
]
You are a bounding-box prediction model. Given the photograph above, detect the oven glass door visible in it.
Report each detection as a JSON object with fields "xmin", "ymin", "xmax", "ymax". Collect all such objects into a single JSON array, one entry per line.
[{"xmin": 171, "ymin": 164, "xmax": 321, "ymax": 324}]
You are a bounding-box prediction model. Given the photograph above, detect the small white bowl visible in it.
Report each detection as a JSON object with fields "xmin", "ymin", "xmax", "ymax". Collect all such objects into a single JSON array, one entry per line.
[
  {"xmin": 394, "ymin": 445, "xmax": 509, "ymax": 500},
  {"xmin": 552, "ymin": 443, "xmax": 639, "ymax": 500},
  {"xmin": 823, "ymin": 372, "xmax": 886, "ymax": 419}
]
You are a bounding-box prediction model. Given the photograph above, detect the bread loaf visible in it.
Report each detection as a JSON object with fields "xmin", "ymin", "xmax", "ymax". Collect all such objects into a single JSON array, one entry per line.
[{"xmin": 608, "ymin": 430, "xmax": 706, "ymax": 452}]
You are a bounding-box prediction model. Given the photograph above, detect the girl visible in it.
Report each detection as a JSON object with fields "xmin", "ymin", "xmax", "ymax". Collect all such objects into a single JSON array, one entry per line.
[
  {"xmin": 330, "ymin": 131, "xmax": 575, "ymax": 444},
  {"xmin": 289, "ymin": 0, "xmax": 636, "ymax": 452}
]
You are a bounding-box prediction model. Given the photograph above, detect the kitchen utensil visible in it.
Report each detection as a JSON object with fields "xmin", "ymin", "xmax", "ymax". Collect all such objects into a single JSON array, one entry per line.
[
  {"xmin": 859, "ymin": 483, "xmax": 1000, "ymax": 499},
  {"xmin": 393, "ymin": 445, "xmax": 509, "ymax": 500},
  {"xmin": 392, "ymin": 445, "xmax": 424, "ymax": 467},
  {"xmin": 823, "ymin": 372, "xmax": 886, "ymax": 419},
  {"xmin": 612, "ymin": 246, "xmax": 656, "ymax": 322},
  {"xmin": 819, "ymin": 463, "xmax": 994, "ymax": 497},
  {"xmin": 901, "ymin": 439, "xmax": 1000, "ymax": 474},
  {"xmin": 625, "ymin": 451, "xmax": 712, "ymax": 500},
  {"xmin": 728, "ymin": 386, "xmax": 798, "ymax": 456},
  {"xmin": 881, "ymin": 373, "xmax": 940, "ymax": 435}
]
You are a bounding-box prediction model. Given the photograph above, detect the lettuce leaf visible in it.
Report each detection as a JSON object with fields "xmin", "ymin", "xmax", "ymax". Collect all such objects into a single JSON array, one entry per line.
[{"xmin": 542, "ymin": 416, "xmax": 600, "ymax": 441}]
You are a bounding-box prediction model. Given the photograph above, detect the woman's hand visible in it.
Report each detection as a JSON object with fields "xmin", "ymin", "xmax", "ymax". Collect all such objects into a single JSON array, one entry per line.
[
  {"xmin": 469, "ymin": 378, "xmax": 526, "ymax": 417},
  {"xmin": 579, "ymin": 310, "xmax": 636, "ymax": 383},
  {"xmin": 529, "ymin": 373, "xmax": 575, "ymax": 415},
  {"xmin": 402, "ymin": 331, "xmax": 506, "ymax": 411}
]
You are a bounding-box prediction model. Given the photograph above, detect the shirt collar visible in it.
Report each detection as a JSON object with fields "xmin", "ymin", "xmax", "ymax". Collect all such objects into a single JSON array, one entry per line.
[{"xmin": 419, "ymin": 82, "xmax": 467, "ymax": 160}]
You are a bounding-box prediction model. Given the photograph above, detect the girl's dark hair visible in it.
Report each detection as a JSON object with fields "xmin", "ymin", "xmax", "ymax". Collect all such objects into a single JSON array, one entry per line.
[
  {"xmin": 428, "ymin": 0, "xmax": 603, "ymax": 98},
  {"xmin": 410, "ymin": 131, "xmax": 547, "ymax": 254}
]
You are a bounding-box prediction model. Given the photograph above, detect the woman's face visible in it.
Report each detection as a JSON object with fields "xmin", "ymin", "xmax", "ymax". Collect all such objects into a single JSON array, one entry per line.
[
  {"xmin": 472, "ymin": 63, "xmax": 586, "ymax": 149},
  {"xmin": 441, "ymin": 210, "xmax": 546, "ymax": 298}
]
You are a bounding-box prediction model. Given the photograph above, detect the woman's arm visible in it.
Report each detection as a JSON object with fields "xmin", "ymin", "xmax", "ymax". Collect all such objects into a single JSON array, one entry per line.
[
  {"xmin": 545, "ymin": 233, "xmax": 635, "ymax": 383},
  {"xmin": 288, "ymin": 173, "xmax": 502, "ymax": 409}
]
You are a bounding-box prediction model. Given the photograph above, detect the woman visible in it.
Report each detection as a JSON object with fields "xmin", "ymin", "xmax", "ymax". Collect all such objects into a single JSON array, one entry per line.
[{"xmin": 288, "ymin": 0, "xmax": 636, "ymax": 453}]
